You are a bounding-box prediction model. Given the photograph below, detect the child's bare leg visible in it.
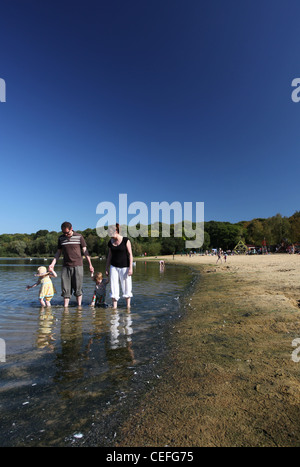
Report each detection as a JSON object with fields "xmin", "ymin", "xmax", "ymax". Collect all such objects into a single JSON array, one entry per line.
[
  {"xmin": 40, "ymin": 298, "xmax": 45, "ymax": 307},
  {"xmin": 45, "ymin": 300, "xmax": 51, "ymax": 307},
  {"xmin": 126, "ymin": 297, "xmax": 131, "ymax": 309},
  {"xmin": 112, "ymin": 298, "xmax": 118, "ymax": 309}
]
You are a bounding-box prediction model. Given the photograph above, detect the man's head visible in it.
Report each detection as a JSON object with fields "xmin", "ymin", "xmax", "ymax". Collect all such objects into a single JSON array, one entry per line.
[{"xmin": 61, "ymin": 221, "xmax": 73, "ymax": 237}]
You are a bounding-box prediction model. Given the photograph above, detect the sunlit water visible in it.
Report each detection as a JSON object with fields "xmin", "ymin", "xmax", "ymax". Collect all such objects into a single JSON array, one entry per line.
[{"xmin": 0, "ymin": 258, "xmax": 193, "ymax": 446}]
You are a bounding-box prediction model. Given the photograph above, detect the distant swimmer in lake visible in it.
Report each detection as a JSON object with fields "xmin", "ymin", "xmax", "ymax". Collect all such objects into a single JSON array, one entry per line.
[
  {"xmin": 90, "ymin": 271, "xmax": 109, "ymax": 307},
  {"xmin": 26, "ymin": 266, "xmax": 57, "ymax": 307},
  {"xmin": 106, "ymin": 223, "xmax": 133, "ymax": 309}
]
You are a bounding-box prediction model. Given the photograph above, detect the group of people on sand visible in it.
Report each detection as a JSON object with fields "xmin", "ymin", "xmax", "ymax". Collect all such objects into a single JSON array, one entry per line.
[{"xmin": 26, "ymin": 221, "xmax": 133, "ymax": 309}]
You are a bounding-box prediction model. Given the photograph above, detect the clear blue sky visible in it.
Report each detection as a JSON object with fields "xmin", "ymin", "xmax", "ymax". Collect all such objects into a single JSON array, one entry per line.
[{"xmin": 1, "ymin": 0, "xmax": 300, "ymax": 234}]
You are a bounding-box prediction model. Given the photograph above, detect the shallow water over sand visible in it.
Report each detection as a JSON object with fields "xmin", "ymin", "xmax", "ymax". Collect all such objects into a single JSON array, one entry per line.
[{"xmin": 0, "ymin": 258, "xmax": 192, "ymax": 446}]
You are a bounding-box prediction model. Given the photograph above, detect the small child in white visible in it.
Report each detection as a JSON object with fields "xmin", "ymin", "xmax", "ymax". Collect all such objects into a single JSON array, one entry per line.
[
  {"xmin": 90, "ymin": 272, "xmax": 109, "ymax": 307},
  {"xmin": 26, "ymin": 266, "xmax": 57, "ymax": 307}
]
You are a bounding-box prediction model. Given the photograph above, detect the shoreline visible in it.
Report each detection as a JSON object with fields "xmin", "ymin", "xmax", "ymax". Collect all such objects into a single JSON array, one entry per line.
[
  {"xmin": 116, "ymin": 254, "xmax": 300, "ymax": 447},
  {"xmin": 70, "ymin": 261, "xmax": 196, "ymax": 448}
]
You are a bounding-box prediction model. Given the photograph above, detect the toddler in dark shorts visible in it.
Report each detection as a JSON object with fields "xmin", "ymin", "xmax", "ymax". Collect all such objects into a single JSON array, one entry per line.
[{"xmin": 90, "ymin": 272, "xmax": 109, "ymax": 307}]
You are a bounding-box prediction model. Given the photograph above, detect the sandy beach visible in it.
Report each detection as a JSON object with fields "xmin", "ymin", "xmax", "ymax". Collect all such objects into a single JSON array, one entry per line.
[{"xmin": 116, "ymin": 253, "xmax": 300, "ymax": 447}]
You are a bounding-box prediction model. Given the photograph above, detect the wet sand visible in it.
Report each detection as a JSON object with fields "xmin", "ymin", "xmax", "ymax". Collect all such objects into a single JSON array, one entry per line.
[{"xmin": 116, "ymin": 253, "xmax": 300, "ymax": 447}]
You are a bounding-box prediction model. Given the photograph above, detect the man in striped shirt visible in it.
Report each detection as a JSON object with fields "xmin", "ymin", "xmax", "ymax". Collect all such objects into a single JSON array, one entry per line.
[{"xmin": 49, "ymin": 222, "xmax": 94, "ymax": 307}]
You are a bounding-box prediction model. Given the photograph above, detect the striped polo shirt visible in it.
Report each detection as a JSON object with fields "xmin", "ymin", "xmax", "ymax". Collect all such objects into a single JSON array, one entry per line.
[{"xmin": 58, "ymin": 231, "xmax": 87, "ymax": 267}]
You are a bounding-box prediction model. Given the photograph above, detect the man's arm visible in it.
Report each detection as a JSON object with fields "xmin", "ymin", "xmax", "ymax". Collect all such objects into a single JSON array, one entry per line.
[
  {"xmin": 82, "ymin": 246, "xmax": 94, "ymax": 273},
  {"xmin": 49, "ymin": 249, "xmax": 62, "ymax": 272}
]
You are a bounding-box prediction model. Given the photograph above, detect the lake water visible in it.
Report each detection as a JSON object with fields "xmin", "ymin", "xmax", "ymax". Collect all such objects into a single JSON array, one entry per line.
[{"xmin": 0, "ymin": 258, "xmax": 193, "ymax": 446}]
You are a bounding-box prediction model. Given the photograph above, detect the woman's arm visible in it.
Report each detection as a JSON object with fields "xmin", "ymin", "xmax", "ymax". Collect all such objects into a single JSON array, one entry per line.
[
  {"xmin": 105, "ymin": 248, "xmax": 112, "ymax": 276},
  {"xmin": 126, "ymin": 240, "xmax": 133, "ymax": 276}
]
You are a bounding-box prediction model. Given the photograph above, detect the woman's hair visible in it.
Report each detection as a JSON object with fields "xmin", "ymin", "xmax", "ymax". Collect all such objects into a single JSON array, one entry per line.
[
  {"xmin": 116, "ymin": 223, "xmax": 120, "ymax": 233},
  {"xmin": 93, "ymin": 272, "xmax": 103, "ymax": 282}
]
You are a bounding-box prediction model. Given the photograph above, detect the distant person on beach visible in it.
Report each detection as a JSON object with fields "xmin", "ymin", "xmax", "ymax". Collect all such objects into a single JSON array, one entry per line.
[
  {"xmin": 48, "ymin": 222, "xmax": 94, "ymax": 307},
  {"xmin": 105, "ymin": 223, "xmax": 133, "ymax": 309},
  {"xmin": 216, "ymin": 248, "xmax": 223, "ymax": 264},
  {"xmin": 26, "ymin": 266, "xmax": 57, "ymax": 307},
  {"xmin": 159, "ymin": 260, "xmax": 165, "ymax": 272},
  {"xmin": 90, "ymin": 272, "xmax": 109, "ymax": 307}
]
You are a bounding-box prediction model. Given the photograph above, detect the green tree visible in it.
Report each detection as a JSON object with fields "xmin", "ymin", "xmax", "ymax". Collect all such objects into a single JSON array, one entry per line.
[
  {"xmin": 245, "ymin": 219, "xmax": 265, "ymax": 245},
  {"xmin": 143, "ymin": 241, "xmax": 162, "ymax": 256},
  {"xmin": 267, "ymin": 214, "xmax": 291, "ymax": 245},
  {"xmin": 9, "ymin": 240, "xmax": 27, "ymax": 256},
  {"xmin": 289, "ymin": 212, "xmax": 300, "ymax": 243}
]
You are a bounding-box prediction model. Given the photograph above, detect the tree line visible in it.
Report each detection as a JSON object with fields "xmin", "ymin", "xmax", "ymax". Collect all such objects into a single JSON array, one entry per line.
[{"xmin": 1, "ymin": 211, "xmax": 300, "ymax": 257}]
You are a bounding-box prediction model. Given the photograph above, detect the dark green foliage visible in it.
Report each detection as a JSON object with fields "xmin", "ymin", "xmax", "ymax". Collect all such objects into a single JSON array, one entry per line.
[{"xmin": 1, "ymin": 212, "xmax": 300, "ymax": 257}]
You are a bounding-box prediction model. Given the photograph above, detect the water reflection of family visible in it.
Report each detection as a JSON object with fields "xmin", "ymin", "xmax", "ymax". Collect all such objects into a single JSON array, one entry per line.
[
  {"xmin": 106, "ymin": 309, "xmax": 136, "ymax": 366},
  {"xmin": 36, "ymin": 307, "xmax": 55, "ymax": 350},
  {"xmin": 35, "ymin": 305, "xmax": 136, "ymax": 380},
  {"xmin": 110, "ymin": 310, "xmax": 133, "ymax": 346}
]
